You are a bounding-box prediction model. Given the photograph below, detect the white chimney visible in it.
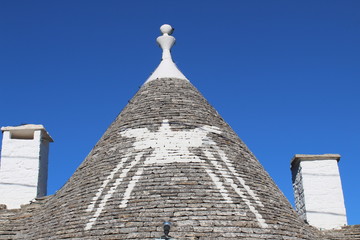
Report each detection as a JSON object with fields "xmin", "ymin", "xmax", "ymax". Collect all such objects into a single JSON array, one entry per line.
[
  {"xmin": 291, "ymin": 154, "xmax": 347, "ymax": 230},
  {"xmin": 0, "ymin": 124, "xmax": 53, "ymax": 209}
]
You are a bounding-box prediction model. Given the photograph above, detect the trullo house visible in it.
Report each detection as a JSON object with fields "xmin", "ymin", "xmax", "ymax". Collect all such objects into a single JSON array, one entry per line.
[{"xmin": 0, "ymin": 24, "xmax": 359, "ymax": 240}]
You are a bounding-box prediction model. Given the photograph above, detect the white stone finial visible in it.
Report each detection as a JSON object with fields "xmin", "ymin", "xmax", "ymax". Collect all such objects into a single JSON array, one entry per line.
[
  {"xmin": 145, "ymin": 24, "xmax": 188, "ymax": 83},
  {"xmin": 157, "ymin": 24, "xmax": 175, "ymax": 60}
]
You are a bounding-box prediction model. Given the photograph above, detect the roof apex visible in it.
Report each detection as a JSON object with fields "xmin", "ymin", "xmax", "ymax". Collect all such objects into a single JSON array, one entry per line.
[{"xmin": 145, "ymin": 24, "xmax": 188, "ymax": 83}]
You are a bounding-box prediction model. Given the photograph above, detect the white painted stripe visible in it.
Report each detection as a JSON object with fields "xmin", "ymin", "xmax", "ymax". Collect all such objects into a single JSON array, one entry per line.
[
  {"xmin": 84, "ymin": 153, "xmax": 143, "ymax": 231},
  {"xmin": 202, "ymin": 138, "xmax": 268, "ymax": 228},
  {"xmin": 214, "ymin": 145, "xmax": 264, "ymax": 207},
  {"xmin": 213, "ymin": 146, "xmax": 267, "ymax": 228},
  {"xmin": 203, "ymin": 166, "xmax": 233, "ymax": 204},
  {"xmin": 86, "ymin": 156, "xmax": 129, "ymax": 212},
  {"xmin": 119, "ymin": 167, "xmax": 144, "ymax": 208}
]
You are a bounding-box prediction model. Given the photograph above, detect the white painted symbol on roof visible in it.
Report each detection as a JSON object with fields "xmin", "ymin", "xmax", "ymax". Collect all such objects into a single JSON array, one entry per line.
[{"xmin": 84, "ymin": 119, "xmax": 268, "ymax": 230}]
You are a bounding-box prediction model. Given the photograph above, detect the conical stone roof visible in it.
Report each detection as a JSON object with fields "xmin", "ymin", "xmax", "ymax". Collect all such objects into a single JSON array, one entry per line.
[{"xmin": 16, "ymin": 24, "xmax": 322, "ymax": 239}]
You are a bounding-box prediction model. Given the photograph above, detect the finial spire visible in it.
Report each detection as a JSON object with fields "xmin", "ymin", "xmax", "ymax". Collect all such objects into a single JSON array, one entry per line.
[
  {"xmin": 157, "ymin": 24, "xmax": 175, "ymax": 60},
  {"xmin": 145, "ymin": 24, "xmax": 188, "ymax": 83}
]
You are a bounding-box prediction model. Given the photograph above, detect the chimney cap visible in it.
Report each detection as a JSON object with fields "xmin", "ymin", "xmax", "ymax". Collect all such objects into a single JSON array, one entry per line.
[
  {"xmin": 1, "ymin": 124, "xmax": 54, "ymax": 142},
  {"xmin": 290, "ymin": 154, "xmax": 341, "ymax": 168}
]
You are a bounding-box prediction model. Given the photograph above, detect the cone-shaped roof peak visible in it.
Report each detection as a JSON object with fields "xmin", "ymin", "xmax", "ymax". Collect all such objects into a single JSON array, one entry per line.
[{"xmin": 145, "ymin": 24, "xmax": 188, "ymax": 83}]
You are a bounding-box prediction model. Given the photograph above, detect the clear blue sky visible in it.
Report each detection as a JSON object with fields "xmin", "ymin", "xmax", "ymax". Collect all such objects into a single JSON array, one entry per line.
[{"xmin": 1, "ymin": 1, "xmax": 359, "ymax": 225}]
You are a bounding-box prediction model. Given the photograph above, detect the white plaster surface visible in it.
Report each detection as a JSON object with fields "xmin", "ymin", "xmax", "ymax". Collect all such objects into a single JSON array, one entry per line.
[
  {"xmin": 292, "ymin": 157, "xmax": 347, "ymax": 229},
  {"xmin": 84, "ymin": 119, "xmax": 267, "ymax": 230},
  {"xmin": 0, "ymin": 127, "xmax": 51, "ymax": 209}
]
